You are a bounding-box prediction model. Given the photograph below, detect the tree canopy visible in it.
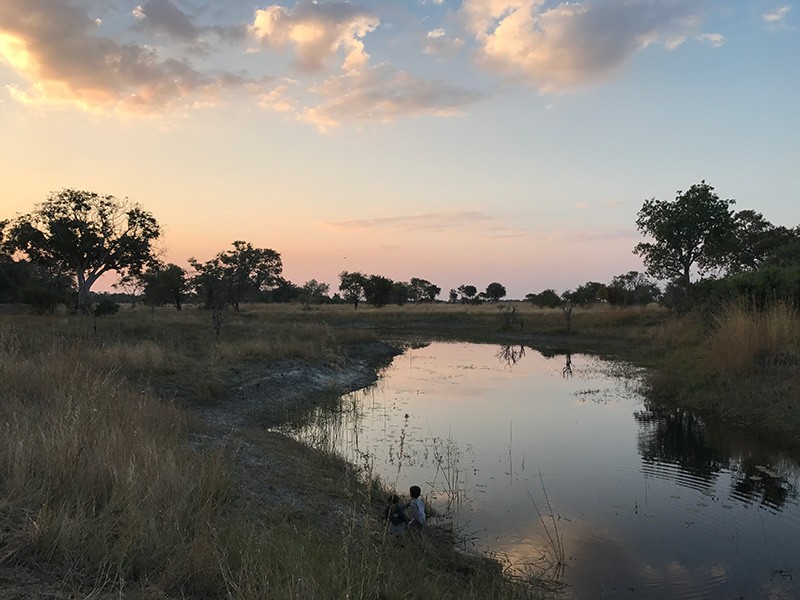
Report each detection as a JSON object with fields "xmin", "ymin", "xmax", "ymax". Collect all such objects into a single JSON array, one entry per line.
[
  {"xmin": 190, "ymin": 241, "xmax": 283, "ymax": 311},
  {"xmin": 408, "ymin": 277, "xmax": 441, "ymax": 302},
  {"xmin": 4, "ymin": 189, "xmax": 160, "ymax": 312},
  {"xmin": 633, "ymin": 181, "xmax": 736, "ymax": 290},
  {"xmin": 484, "ymin": 282, "xmax": 506, "ymax": 302},
  {"xmin": 339, "ymin": 271, "xmax": 366, "ymax": 309}
]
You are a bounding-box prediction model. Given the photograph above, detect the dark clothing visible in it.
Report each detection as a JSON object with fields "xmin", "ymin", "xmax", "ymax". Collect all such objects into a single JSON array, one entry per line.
[
  {"xmin": 384, "ymin": 503, "xmax": 409, "ymax": 526},
  {"xmin": 383, "ymin": 503, "xmax": 409, "ymax": 534}
]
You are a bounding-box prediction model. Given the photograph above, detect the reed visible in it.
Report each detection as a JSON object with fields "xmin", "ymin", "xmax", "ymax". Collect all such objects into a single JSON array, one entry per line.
[
  {"xmin": 0, "ymin": 309, "xmax": 548, "ymax": 599},
  {"xmin": 702, "ymin": 301, "xmax": 800, "ymax": 374}
]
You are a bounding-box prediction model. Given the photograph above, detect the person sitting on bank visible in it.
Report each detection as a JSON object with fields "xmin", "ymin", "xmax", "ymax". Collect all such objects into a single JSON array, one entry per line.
[
  {"xmin": 383, "ymin": 493, "xmax": 409, "ymax": 535},
  {"xmin": 405, "ymin": 485, "xmax": 426, "ymax": 534}
]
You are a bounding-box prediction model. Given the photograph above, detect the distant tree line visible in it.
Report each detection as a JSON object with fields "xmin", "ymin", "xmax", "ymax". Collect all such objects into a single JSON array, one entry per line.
[{"xmin": 2, "ymin": 183, "xmax": 798, "ymax": 319}]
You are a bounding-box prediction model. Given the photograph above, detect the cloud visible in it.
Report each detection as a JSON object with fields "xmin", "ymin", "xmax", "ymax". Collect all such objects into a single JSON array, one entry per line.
[
  {"xmin": 133, "ymin": 0, "xmax": 198, "ymax": 42},
  {"xmin": 321, "ymin": 209, "xmax": 530, "ymax": 238},
  {"xmin": 0, "ymin": 0, "xmax": 253, "ymax": 114},
  {"xmin": 250, "ymin": 0, "xmax": 379, "ymax": 73},
  {"xmin": 132, "ymin": 0, "xmax": 248, "ymax": 50},
  {"xmin": 697, "ymin": 32, "xmax": 724, "ymax": 47},
  {"xmin": 258, "ymin": 82, "xmax": 296, "ymax": 111},
  {"xmin": 460, "ymin": 0, "xmax": 702, "ymax": 92},
  {"xmin": 763, "ymin": 6, "xmax": 791, "ymax": 23},
  {"xmin": 422, "ymin": 28, "xmax": 465, "ymax": 58},
  {"xmin": 300, "ymin": 62, "xmax": 485, "ymax": 131}
]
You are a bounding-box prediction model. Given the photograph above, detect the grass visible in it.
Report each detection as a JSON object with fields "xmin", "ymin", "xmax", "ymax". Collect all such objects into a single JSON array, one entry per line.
[
  {"xmin": 2, "ymin": 297, "xmax": 798, "ymax": 597},
  {"xmin": 0, "ymin": 305, "xmax": 549, "ymax": 599},
  {"xmin": 645, "ymin": 301, "xmax": 800, "ymax": 445}
]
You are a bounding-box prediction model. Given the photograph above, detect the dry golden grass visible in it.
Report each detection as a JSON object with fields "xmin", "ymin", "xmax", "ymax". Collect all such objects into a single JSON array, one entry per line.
[
  {"xmin": 703, "ymin": 302, "xmax": 800, "ymax": 374},
  {"xmin": 0, "ymin": 327, "xmax": 229, "ymax": 594},
  {"xmin": 0, "ymin": 309, "xmax": 548, "ymax": 599}
]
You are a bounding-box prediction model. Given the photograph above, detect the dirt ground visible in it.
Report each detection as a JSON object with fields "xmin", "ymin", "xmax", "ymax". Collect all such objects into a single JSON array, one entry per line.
[{"xmin": 189, "ymin": 341, "xmax": 402, "ymax": 515}]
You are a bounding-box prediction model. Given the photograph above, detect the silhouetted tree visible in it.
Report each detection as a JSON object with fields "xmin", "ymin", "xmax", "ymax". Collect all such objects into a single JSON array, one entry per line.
[
  {"xmin": 634, "ymin": 181, "xmax": 736, "ymax": 294},
  {"xmin": 457, "ymin": 284, "xmax": 478, "ymax": 304},
  {"xmin": 525, "ymin": 289, "xmax": 561, "ymax": 308},
  {"xmin": 605, "ymin": 271, "xmax": 660, "ymax": 306},
  {"xmin": 485, "ymin": 282, "xmax": 506, "ymax": 302},
  {"xmin": 4, "ymin": 189, "xmax": 160, "ymax": 312},
  {"xmin": 140, "ymin": 262, "xmax": 188, "ymax": 310},
  {"xmin": 300, "ymin": 279, "xmax": 330, "ymax": 304},
  {"xmin": 339, "ymin": 270, "xmax": 366, "ymax": 309},
  {"xmin": 409, "ymin": 277, "xmax": 441, "ymax": 302},
  {"xmin": 562, "ymin": 281, "xmax": 604, "ymax": 306},
  {"xmin": 364, "ymin": 274, "xmax": 394, "ymax": 308},
  {"xmin": 393, "ymin": 281, "xmax": 411, "ymax": 306}
]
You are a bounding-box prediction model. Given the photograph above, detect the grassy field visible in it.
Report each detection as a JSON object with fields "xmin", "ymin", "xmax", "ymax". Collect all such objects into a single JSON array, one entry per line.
[
  {"xmin": 0, "ymin": 304, "xmax": 551, "ymax": 599},
  {"xmin": 1, "ymin": 299, "xmax": 798, "ymax": 598}
]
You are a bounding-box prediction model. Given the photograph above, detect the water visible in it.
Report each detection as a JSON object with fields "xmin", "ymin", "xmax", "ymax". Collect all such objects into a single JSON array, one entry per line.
[{"xmin": 286, "ymin": 342, "xmax": 800, "ymax": 599}]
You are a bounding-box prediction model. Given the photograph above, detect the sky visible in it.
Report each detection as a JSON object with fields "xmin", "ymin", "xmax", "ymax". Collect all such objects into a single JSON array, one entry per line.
[{"xmin": 0, "ymin": 0, "xmax": 797, "ymax": 299}]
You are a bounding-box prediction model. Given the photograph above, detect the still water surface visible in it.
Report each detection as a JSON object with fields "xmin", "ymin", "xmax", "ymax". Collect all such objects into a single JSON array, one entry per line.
[{"xmin": 288, "ymin": 342, "xmax": 799, "ymax": 599}]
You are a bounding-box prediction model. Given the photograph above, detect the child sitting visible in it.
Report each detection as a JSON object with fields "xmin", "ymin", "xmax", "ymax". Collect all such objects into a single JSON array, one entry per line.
[
  {"xmin": 406, "ymin": 485, "xmax": 426, "ymax": 533},
  {"xmin": 383, "ymin": 493, "xmax": 409, "ymax": 535}
]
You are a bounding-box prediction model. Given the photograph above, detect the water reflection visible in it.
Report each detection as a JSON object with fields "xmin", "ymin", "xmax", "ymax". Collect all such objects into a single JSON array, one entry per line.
[
  {"xmin": 562, "ymin": 353, "xmax": 573, "ymax": 379},
  {"xmin": 280, "ymin": 342, "xmax": 800, "ymax": 599},
  {"xmin": 496, "ymin": 344, "xmax": 526, "ymax": 368},
  {"xmin": 636, "ymin": 403, "xmax": 799, "ymax": 510}
]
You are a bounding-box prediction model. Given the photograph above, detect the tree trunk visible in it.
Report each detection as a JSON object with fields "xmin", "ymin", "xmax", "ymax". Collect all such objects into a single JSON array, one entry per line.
[{"xmin": 77, "ymin": 275, "xmax": 92, "ymax": 314}]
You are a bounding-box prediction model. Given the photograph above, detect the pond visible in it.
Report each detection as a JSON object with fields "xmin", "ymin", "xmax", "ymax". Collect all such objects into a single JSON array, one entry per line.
[{"xmin": 286, "ymin": 342, "xmax": 800, "ymax": 599}]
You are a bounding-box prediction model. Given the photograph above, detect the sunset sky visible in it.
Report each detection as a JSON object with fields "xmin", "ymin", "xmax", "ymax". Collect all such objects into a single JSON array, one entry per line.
[{"xmin": 1, "ymin": 0, "xmax": 797, "ymax": 299}]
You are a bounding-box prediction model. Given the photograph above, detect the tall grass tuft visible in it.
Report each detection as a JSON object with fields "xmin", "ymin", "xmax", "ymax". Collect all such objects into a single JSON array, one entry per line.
[
  {"xmin": 0, "ymin": 326, "xmax": 229, "ymax": 594},
  {"xmin": 0, "ymin": 312, "xmax": 548, "ymax": 599},
  {"xmin": 703, "ymin": 302, "xmax": 800, "ymax": 374}
]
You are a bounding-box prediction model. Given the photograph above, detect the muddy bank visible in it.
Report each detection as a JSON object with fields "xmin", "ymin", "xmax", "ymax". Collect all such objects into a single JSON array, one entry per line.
[
  {"xmin": 195, "ymin": 341, "xmax": 401, "ymax": 429},
  {"xmin": 187, "ymin": 341, "xmax": 403, "ymax": 521}
]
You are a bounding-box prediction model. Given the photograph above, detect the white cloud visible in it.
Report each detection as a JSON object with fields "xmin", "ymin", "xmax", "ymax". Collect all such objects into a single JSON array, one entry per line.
[
  {"xmin": 697, "ymin": 32, "xmax": 724, "ymax": 47},
  {"xmin": 251, "ymin": 0, "xmax": 379, "ymax": 73},
  {"xmin": 422, "ymin": 28, "xmax": 465, "ymax": 57},
  {"xmin": 460, "ymin": 0, "xmax": 702, "ymax": 92},
  {"xmin": 763, "ymin": 6, "xmax": 791, "ymax": 22},
  {"xmin": 0, "ymin": 0, "xmax": 254, "ymax": 115},
  {"xmin": 300, "ymin": 62, "xmax": 484, "ymax": 131}
]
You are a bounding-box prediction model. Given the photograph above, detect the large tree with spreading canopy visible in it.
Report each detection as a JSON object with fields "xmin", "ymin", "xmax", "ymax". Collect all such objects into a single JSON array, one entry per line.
[
  {"xmin": 633, "ymin": 181, "xmax": 736, "ymax": 291},
  {"xmin": 4, "ymin": 189, "xmax": 160, "ymax": 312}
]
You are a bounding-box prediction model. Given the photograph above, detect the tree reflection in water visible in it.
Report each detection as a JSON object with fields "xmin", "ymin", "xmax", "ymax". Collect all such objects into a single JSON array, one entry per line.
[
  {"xmin": 635, "ymin": 401, "xmax": 799, "ymax": 510},
  {"xmin": 495, "ymin": 344, "xmax": 526, "ymax": 368}
]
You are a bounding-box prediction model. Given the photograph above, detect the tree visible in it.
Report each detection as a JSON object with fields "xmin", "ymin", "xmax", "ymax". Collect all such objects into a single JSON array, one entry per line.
[
  {"xmin": 726, "ymin": 212, "xmax": 800, "ymax": 272},
  {"xmin": 485, "ymin": 282, "xmax": 507, "ymax": 302},
  {"xmin": 457, "ymin": 284, "xmax": 478, "ymax": 304},
  {"xmin": 218, "ymin": 241, "xmax": 283, "ymax": 310},
  {"xmin": 299, "ymin": 279, "xmax": 330, "ymax": 304},
  {"xmin": 5, "ymin": 189, "xmax": 160, "ymax": 312},
  {"xmin": 266, "ymin": 279, "xmax": 302, "ymax": 303},
  {"xmin": 188, "ymin": 256, "xmax": 229, "ymax": 336},
  {"xmin": 634, "ymin": 181, "xmax": 736, "ymax": 292},
  {"xmin": 363, "ymin": 274, "xmax": 394, "ymax": 308},
  {"xmin": 339, "ymin": 271, "xmax": 366, "ymax": 309},
  {"xmin": 140, "ymin": 262, "xmax": 188, "ymax": 310},
  {"xmin": 605, "ymin": 271, "xmax": 660, "ymax": 306},
  {"xmin": 393, "ymin": 281, "xmax": 411, "ymax": 306},
  {"xmin": 409, "ymin": 277, "xmax": 440, "ymax": 302},
  {"xmin": 563, "ymin": 281, "xmax": 605, "ymax": 306},
  {"xmin": 189, "ymin": 241, "xmax": 282, "ymax": 311},
  {"xmin": 525, "ymin": 289, "xmax": 561, "ymax": 308}
]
